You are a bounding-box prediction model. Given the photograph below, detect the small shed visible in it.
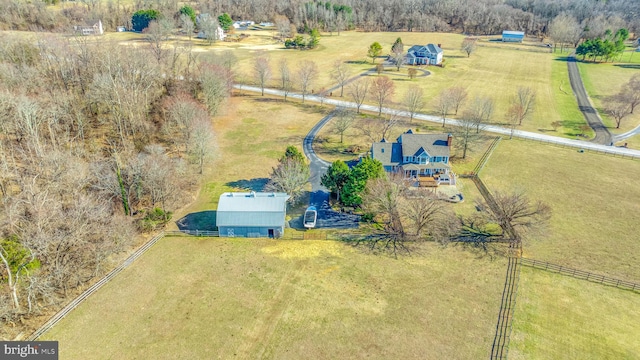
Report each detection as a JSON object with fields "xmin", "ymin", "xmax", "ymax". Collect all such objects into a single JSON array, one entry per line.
[
  {"xmin": 217, "ymin": 192, "xmax": 290, "ymax": 238},
  {"xmin": 502, "ymin": 31, "xmax": 524, "ymax": 42}
]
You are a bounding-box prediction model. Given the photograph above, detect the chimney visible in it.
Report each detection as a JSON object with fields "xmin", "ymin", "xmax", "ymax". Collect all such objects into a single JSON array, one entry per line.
[
  {"xmin": 447, "ymin": 134, "xmax": 452, "ymax": 147},
  {"xmin": 437, "ymin": 43, "xmax": 442, "ymax": 48}
]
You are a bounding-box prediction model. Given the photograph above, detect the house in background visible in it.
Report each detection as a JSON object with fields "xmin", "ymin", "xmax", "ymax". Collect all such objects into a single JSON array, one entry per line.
[
  {"xmin": 371, "ymin": 130, "xmax": 455, "ymax": 186},
  {"xmin": 73, "ymin": 20, "xmax": 104, "ymax": 36},
  {"xmin": 196, "ymin": 13, "xmax": 227, "ymax": 41},
  {"xmin": 405, "ymin": 44, "xmax": 443, "ymax": 65},
  {"xmin": 217, "ymin": 192, "xmax": 290, "ymax": 238},
  {"xmin": 502, "ymin": 30, "xmax": 525, "ymax": 42}
]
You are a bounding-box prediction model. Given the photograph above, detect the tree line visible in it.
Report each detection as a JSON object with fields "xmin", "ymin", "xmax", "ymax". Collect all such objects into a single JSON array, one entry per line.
[
  {"xmin": 0, "ymin": 32, "xmax": 226, "ymax": 337},
  {"xmin": 0, "ymin": 0, "xmax": 637, "ymax": 39}
]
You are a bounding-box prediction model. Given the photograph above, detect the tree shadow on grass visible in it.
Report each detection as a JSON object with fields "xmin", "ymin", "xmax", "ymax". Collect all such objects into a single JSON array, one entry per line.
[
  {"xmin": 176, "ymin": 211, "xmax": 217, "ymax": 231},
  {"xmin": 226, "ymin": 178, "xmax": 269, "ymax": 191},
  {"xmin": 614, "ymin": 64, "xmax": 640, "ymax": 69}
]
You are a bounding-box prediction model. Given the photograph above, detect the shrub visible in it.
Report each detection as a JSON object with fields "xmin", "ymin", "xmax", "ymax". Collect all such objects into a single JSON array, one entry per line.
[
  {"xmin": 137, "ymin": 208, "xmax": 172, "ymax": 232},
  {"xmin": 132, "ymin": 9, "xmax": 160, "ymax": 32}
]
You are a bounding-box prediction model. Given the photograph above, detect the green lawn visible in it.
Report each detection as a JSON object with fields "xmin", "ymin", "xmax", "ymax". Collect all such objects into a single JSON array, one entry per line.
[
  {"xmin": 42, "ymin": 237, "xmax": 506, "ymax": 359},
  {"xmin": 481, "ymin": 138, "xmax": 640, "ymax": 281},
  {"xmin": 214, "ymin": 31, "xmax": 583, "ymax": 137},
  {"xmin": 510, "ymin": 267, "xmax": 640, "ymax": 359},
  {"xmin": 169, "ymin": 94, "xmax": 326, "ymax": 230},
  {"xmin": 577, "ymin": 59, "xmax": 640, "ymax": 147}
]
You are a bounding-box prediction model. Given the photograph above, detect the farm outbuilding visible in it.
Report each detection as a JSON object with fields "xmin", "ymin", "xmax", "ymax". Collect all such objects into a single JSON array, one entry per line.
[
  {"xmin": 217, "ymin": 192, "xmax": 290, "ymax": 238},
  {"xmin": 502, "ymin": 31, "xmax": 525, "ymax": 42}
]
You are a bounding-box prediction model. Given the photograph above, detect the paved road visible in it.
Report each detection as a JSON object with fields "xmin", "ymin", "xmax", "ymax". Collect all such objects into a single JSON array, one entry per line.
[
  {"xmin": 235, "ymin": 85, "xmax": 640, "ymax": 159},
  {"xmin": 302, "ymin": 110, "xmax": 360, "ymax": 229},
  {"xmin": 612, "ymin": 123, "xmax": 640, "ymax": 143},
  {"xmin": 567, "ymin": 55, "xmax": 612, "ymax": 145}
]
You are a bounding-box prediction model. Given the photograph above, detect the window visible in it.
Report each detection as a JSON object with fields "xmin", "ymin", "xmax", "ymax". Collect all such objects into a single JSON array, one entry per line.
[{"xmin": 381, "ymin": 148, "xmax": 385, "ymax": 153}]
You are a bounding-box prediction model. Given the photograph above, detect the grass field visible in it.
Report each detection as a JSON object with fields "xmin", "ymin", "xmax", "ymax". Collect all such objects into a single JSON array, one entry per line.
[
  {"xmin": 193, "ymin": 30, "xmax": 582, "ymax": 138},
  {"xmin": 577, "ymin": 58, "xmax": 640, "ymax": 148},
  {"xmin": 169, "ymin": 93, "xmax": 326, "ymax": 231},
  {"xmin": 481, "ymin": 138, "xmax": 640, "ymax": 281},
  {"xmin": 42, "ymin": 237, "xmax": 506, "ymax": 359},
  {"xmin": 510, "ymin": 267, "xmax": 640, "ymax": 359}
]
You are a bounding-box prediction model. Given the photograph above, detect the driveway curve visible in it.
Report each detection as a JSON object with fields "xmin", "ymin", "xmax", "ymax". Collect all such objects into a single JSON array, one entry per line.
[
  {"xmin": 303, "ymin": 110, "xmax": 360, "ymax": 229},
  {"xmin": 567, "ymin": 55, "xmax": 612, "ymax": 145}
]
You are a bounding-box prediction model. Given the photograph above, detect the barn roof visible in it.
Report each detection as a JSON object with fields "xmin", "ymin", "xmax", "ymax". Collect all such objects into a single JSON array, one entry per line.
[
  {"xmin": 502, "ymin": 30, "xmax": 525, "ymax": 37},
  {"xmin": 217, "ymin": 192, "xmax": 289, "ymax": 227}
]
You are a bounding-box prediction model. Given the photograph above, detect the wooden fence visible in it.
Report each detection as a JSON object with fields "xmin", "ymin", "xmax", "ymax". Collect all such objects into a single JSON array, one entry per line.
[
  {"xmin": 520, "ymin": 258, "xmax": 640, "ymax": 293},
  {"xmin": 27, "ymin": 232, "xmax": 166, "ymax": 340}
]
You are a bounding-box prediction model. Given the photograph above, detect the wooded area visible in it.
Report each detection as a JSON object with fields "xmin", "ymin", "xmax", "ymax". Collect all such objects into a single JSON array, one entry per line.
[
  {"xmin": 0, "ymin": 0, "xmax": 637, "ymax": 38},
  {"xmin": 0, "ymin": 33, "xmax": 221, "ymax": 336}
]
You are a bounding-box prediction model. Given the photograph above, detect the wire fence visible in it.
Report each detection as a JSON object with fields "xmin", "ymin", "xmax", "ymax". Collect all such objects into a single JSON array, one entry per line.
[
  {"xmin": 520, "ymin": 258, "xmax": 640, "ymax": 293},
  {"xmin": 27, "ymin": 232, "xmax": 166, "ymax": 341}
]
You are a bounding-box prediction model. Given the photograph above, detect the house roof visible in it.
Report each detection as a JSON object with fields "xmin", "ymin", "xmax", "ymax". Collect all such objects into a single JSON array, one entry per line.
[
  {"xmin": 217, "ymin": 192, "xmax": 289, "ymax": 227},
  {"xmin": 502, "ymin": 30, "xmax": 525, "ymax": 36},
  {"xmin": 371, "ymin": 142, "xmax": 402, "ymax": 166},
  {"xmin": 425, "ymin": 44, "xmax": 443, "ymax": 54},
  {"xmin": 398, "ymin": 133, "xmax": 450, "ymax": 158}
]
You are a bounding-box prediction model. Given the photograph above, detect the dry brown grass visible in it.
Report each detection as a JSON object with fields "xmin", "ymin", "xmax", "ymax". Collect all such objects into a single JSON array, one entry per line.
[
  {"xmin": 42, "ymin": 237, "xmax": 506, "ymax": 359},
  {"xmin": 481, "ymin": 138, "xmax": 640, "ymax": 281}
]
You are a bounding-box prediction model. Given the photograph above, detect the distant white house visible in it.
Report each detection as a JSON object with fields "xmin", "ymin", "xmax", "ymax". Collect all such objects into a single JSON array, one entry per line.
[
  {"xmin": 74, "ymin": 20, "xmax": 104, "ymax": 36},
  {"xmin": 196, "ymin": 13, "xmax": 226, "ymax": 41},
  {"xmin": 233, "ymin": 20, "xmax": 255, "ymax": 29},
  {"xmin": 406, "ymin": 44, "xmax": 443, "ymax": 65}
]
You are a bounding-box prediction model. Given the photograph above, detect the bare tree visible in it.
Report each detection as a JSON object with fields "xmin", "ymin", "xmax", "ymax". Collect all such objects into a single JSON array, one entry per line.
[
  {"xmin": 265, "ymin": 157, "xmax": 310, "ymax": 204},
  {"xmin": 333, "ymin": 108, "xmax": 355, "ymax": 143},
  {"xmin": 145, "ymin": 20, "xmax": 171, "ymax": 64},
  {"xmin": 477, "ymin": 190, "xmax": 551, "ymax": 239},
  {"xmin": 253, "ymin": 54, "xmax": 272, "ymax": 96},
  {"xmin": 461, "ymin": 38, "xmax": 477, "ymax": 57},
  {"xmin": 164, "ymin": 93, "xmax": 209, "ymax": 152},
  {"xmin": 297, "ymin": 60, "xmax": 318, "ymax": 103},
  {"xmin": 549, "ymin": 13, "xmax": 582, "ymax": 52},
  {"xmin": 370, "ymin": 76, "xmax": 395, "ymax": 116},
  {"xmin": 402, "ymin": 86, "xmax": 424, "ymax": 122},
  {"xmin": 511, "ymin": 87, "xmax": 536, "ymax": 125},
  {"xmin": 617, "ymin": 74, "xmax": 640, "ymax": 114},
  {"xmin": 199, "ymin": 17, "xmax": 221, "ymax": 45},
  {"xmin": 436, "ymin": 91, "xmax": 452, "ymax": 127},
  {"xmin": 603, "ymin": 96, "xmax": 630, "ymax": 128},
  {"xmin": 278, "ymin": 58, "xmax": 291, "ymax": 90},
  {"xmin": 330, "ymin": 59, "xmax": 352, "ymax": 97},
  {"xmin": 199, "ymin": 63, "xmax": 233, "ymax": 116},
  {"xmin": 456, "ymin": 113, "xmax": 484, "ymax": 159},
  {"xmin": 361, "ymin": 177, "xmax": 459, "ymax": 256},
  {"xmin": 348, "ymin": 77, "xmax": 370, "ymax": 114},
  {"xmin": 180, "ymin": 14, "xmax": 195, "ymax": 40},
  {"xmin": 189, "ymin": 117, "xmax": 215, "ymax": 174},
  {"xmin": 449, "ymin": 87, "xmax": 468, "ymax": 115},
  {"xmin": 408, "ymin": 68, "xmax": 418, "ymax": 80},
  {"xmin": 275, "ymin": 14, "xmax": 292, "ymax": 40},
  {"xmin": 467, "ymin": 96, "xmax": 494, "ymax": 133}
]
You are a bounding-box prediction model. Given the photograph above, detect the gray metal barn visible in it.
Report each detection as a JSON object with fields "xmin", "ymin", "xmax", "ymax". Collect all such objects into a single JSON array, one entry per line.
[{"xmin": 217, "ymin": 192, "xmax": 290, "ymax": 238}]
